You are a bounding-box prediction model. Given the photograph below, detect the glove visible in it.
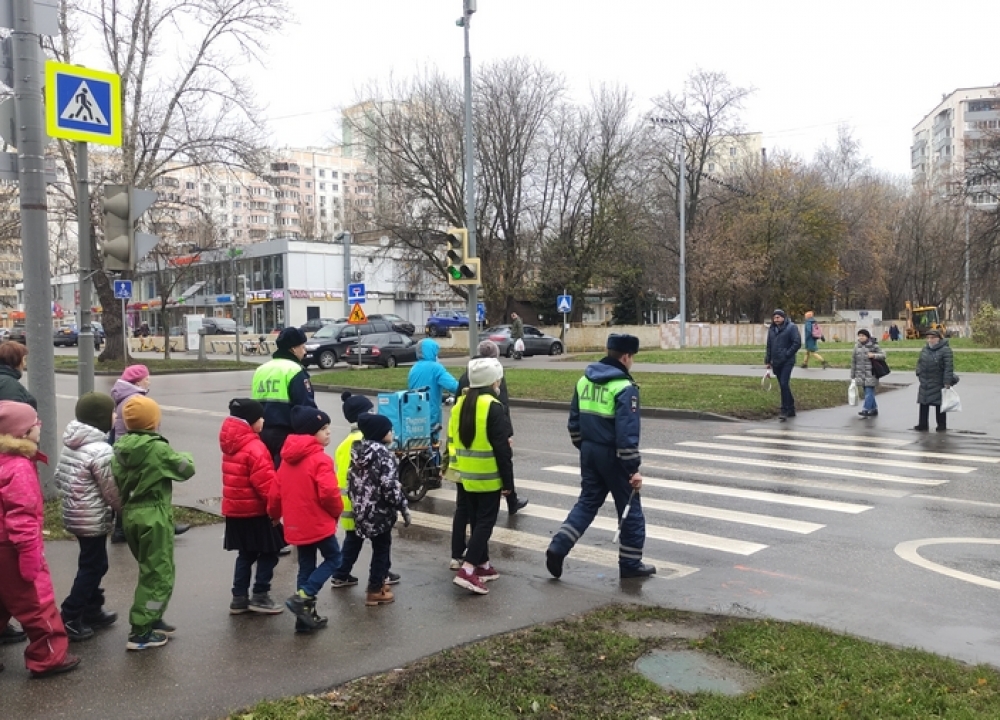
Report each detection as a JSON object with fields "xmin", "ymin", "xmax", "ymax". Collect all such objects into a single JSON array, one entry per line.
[
  {"xmin": 401, "ymin": 508, "xmax": 412, "ymax": 528},
  {"xmin": 18, "ymin": 545, "xmax": 41, "ymax": 582}
]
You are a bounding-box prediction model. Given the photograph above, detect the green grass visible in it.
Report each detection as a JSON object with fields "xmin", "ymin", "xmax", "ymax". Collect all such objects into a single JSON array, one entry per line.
[
  {"xmin": 312, "ymin": 367, "xmax": 860, "ymax": 420},
  {"xmin": 227, "ymin": 604, "xmax": 1000, "ymax": 720},
  {"xmin": 54, "ymin": 357, "xmax": 256, "ymax": 373},
  {"xmin": 43, "ymin": 499, "xmax": 220, "ymax": 540}
]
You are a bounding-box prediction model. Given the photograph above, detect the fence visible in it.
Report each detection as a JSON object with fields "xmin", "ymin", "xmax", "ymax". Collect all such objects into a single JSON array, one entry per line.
[{"xmin": 659, "ymin": 322, "xmax": 860, "ymax": 349}]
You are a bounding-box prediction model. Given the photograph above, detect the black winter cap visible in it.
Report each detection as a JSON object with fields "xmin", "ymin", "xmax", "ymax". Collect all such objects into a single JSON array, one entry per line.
[
  {"xmin": 276, "ymin": 327, "xmax": 308, "ymax": 351},
  {"xmin": 291, "ymin": 405, "xmax": 331, "ymax": 435},
  {"xmin": 607, "ymin": 333, "xmax": 640, "ymax": 355},
  {"xmin": 229, "ymin": 398, "xmax": 264, "ymax": 425},
  {"xmin": 358, "ymin": 412, "xmax": 393, "ymax": 442},
  {"xmin": 341, "ymin": 391, "xmax": 374, "ymax": 424}
]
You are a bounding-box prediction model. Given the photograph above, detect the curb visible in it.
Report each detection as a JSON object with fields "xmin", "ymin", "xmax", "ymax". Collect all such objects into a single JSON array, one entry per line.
[
  {"xmin": 54, "ymin": 366, "xmax": 254, "ymax": 377},
  {"xmin": 310, "ymin": 383, "xmax": 741, "ymax": 422}
]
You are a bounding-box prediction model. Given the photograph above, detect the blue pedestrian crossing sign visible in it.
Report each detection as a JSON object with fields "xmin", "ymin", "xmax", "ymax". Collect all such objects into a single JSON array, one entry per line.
[
  {"xmin": 113, "ymin": 280, "xmax": 132, "ymax": 299},
  {"xmin": 45, "ymin": 61, "xmax": 122, "ymax": 146},
  {"xmin": 477, "ymin": 302, "xmax": 486, "ymax": 322},
  {"xmin": 347, "ymin": 283, "xmax": 366, "ymax": 304},
  {"xmin": 557, "ymin": 295, "xmax": 573, "ymax": 314}
]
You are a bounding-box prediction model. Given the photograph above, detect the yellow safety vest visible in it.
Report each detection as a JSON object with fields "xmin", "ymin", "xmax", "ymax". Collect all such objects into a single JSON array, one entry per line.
[
  {"xmin": 252, "ymin": 359, "xmax": 302, "ymax": 403},
  {"xmin": 334, "ymin": 429, "xmax": 362, "ymax": 532},
  {"xmin": 576, "ymin": 376, "xmax": 631, "ymax": 418},
  {"xmin": 448, "ymin": 394, "xmax": 502, "ymax": 493}
]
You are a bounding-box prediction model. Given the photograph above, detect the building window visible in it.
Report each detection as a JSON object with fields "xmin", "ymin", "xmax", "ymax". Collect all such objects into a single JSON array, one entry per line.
[
  {"xmin": 319, "ymin": 169, "xmax": 326, "ymax": 178},
  {"xmin": 185, "ymin": 182, "xmax": 195, "ymax": 190}
]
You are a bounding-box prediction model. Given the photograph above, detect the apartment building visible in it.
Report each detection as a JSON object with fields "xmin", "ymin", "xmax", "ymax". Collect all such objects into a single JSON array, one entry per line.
[
  {"xmin": 705, "ymin": 132, "xmax": 764, "ymax": 176},
  {"xmin": 912, "ymin": 86, "xmax": 1000, "ymax": 205}
]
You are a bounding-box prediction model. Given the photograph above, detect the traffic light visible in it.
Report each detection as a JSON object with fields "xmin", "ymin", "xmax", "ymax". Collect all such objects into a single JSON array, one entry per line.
[
  {"xmin": 102, "ymin": 184, "xmax": 160, "ymax": 271},
  {"xmin": 236, "ymin": 275, "xmax": 247, "ymax": 308},
  {"xmin": 443, "ymin": 227, "xmax": 480, "ymax": 285}
]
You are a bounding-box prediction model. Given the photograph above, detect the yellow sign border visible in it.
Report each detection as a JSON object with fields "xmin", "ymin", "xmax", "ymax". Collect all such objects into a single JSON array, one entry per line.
[{"xmin": 44, "ymin": 60, "xmax": 122, "ymax": 146}]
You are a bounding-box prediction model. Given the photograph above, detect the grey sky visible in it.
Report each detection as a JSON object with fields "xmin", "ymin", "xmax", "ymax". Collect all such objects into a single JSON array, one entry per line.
[{"xmin": 257, "ymin": 1, "xmax": 997, "ymax": 178}]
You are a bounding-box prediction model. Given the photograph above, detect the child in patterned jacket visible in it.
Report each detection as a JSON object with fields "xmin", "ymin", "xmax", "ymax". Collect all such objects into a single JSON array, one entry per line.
[{"xmin": 348, "ymin": 413, "xmax": 410, "ymax": 607}]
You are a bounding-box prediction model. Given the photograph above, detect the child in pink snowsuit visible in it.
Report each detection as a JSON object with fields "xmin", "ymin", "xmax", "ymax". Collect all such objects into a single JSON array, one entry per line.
[{"xmin": 0, "ymin": 401, "xmax": 80, "ymax": 678}]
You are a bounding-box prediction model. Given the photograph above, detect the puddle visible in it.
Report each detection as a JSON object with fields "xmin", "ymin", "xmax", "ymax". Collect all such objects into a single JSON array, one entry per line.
[{"xmin": 635, "ymin": 649, "xmax": 759, "ymax": 696}]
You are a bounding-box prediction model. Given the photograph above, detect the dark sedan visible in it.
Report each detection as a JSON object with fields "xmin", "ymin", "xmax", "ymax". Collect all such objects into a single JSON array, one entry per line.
[
  {"xmin": 367, "ymin": 313, "xmax": 416, "ymax": 336},
  {"xmin": 486, "ymin": 324, "xmax": 564, "ymax": 357},
  {"xmin": 343, "ymin": 332, "xmax": 419, "ymax": 368}
]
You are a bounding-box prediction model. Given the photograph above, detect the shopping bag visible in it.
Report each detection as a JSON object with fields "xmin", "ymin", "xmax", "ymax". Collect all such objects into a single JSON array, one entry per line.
[
  {"xmin": 761, "ymin": 369, "xmax": 773, "ymax": 391},
  {"xmin": 847, "ymin": 380, "xmax": 858, "ymax": 406},
  {"xmin": 514, "ymin": 338, "xmax": 525, "ymax": 353},
  {"xmin": 941, "ymin": 387, "xmax": 962, "ymax": 413},
  {"xmin": 871, "ymin": 357, "xmax": 891, "ymax": 379}
]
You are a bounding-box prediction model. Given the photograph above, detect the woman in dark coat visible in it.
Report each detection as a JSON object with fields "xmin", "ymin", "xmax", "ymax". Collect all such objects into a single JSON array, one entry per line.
[
  {"xmin": 914, "ymin": 330, "xmax": 955, "ymax": 432},
  {"xmin": 0, "ymin": 342, "xmax": 35, "ymax": 408}
]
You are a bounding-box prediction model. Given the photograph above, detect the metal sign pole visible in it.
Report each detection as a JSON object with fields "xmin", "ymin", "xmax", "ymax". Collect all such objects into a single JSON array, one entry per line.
[
  {"xmin": 121, "ymin": 297, "xmax": 127, "ymax": 360},
  {"xmin": 77, "ymin": 141, "xmax": 94, "ymax": 394}
]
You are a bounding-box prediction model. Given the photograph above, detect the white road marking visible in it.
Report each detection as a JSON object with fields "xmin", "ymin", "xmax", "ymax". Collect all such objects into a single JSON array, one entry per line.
[
  {"xmin": 910, "ymin": 495, "xmax": 1000, "ymax": 510},
  {"xmin": 541, "ymin": 465, "xmax": 872, "ymax": 513},
  {"xmin": 408, "ymin": 510, "xmax": 699, "ymax": 579},
  {"xmin": 895, "ymin": 538, "xmax": 1000, "ymax": 591},
  {"xmin": 744, "ymin": 429, "xmax": 910, "ymax": 446},
  {"xmin": 716, "ymin": 434, "xmax": 1000, "ymax": 464},
  {"xmin": 676, "ymin": 441, "xmax": 974, "ymax": 475},
  {"xmin": 642, "ymin": 449, "xmax": 945, "ymax": 486}
]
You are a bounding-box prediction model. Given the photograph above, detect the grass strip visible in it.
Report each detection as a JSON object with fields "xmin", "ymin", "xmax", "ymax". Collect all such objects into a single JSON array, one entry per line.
[
  {"xmin": 227, "ymin": 604, "xmax": 1000, "ymax": 720},
  {"xmin": 43, "ymin": 499, "xmax": 220, "ymax": 540},
  {"xmin": 312, "ymin": 367, "xmax": 859, "ymax": 420}
]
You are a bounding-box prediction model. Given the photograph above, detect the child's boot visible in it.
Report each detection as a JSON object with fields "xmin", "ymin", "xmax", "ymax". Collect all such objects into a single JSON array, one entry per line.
[
  {"xmin": 365, "ymin": 584, "xmax": 395, "ymax": 606},
  {"xmin": 62, "ymin": 615, "xmax": 95, "ymax": 643},
  {"xmin": 249, "ymin": 592, "xmax": 283, "ymax": 615},
  {"xmin": 306, "ymin": 597, "xmax": 328, "ymax": 628},
  {"xmin": 230, "ymin": 595, "xmax": 249, "ymax": 615},
  {"xmin": 285, "ymin": 590, "xmax": 320, "ymax": 628}
]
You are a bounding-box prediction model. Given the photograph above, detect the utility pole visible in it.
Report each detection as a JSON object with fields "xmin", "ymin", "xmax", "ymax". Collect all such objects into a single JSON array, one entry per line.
[
  {"xmin": 339, "ymin": 231, "xmax": 352, "ymax": 317},
  {"xmin": 459, "ymin": 0, "xmax": 479, "ymax": 357},
  {"xmin": 650, "ymin": 117, "xmax": 687, "ymax": 348},
  {"xmin": 76, "ymin": 142, "xmax": 94, "ymax": 394},
  {"xmin": 964, "ymin": 209, "xmax": 971, "ymax": 339},
  {"xmin": 13, "ymin": 0, "xmax": 56, "ymax": 494}
]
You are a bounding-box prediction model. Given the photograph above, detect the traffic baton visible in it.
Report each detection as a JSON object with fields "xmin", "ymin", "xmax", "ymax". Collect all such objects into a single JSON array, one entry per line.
[{"xmin": 612, "ymin": 488, "xmax": 638, "ymax": 544}]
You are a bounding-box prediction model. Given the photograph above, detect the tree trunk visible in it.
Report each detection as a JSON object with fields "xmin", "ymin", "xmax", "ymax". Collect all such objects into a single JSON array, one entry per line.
[{"xmin": 95, "ymin": 269, "xmax": 128, "ymax": 363}]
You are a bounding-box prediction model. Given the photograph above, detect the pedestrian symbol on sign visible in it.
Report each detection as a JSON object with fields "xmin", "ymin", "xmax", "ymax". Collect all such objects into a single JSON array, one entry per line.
[
  {"xmin": 557, "ymin": 295, "xmax": 573, "ymax": 314},
  {"xmin": 59, "ymin": 82, "xmax": 108, "ymax": 127}
]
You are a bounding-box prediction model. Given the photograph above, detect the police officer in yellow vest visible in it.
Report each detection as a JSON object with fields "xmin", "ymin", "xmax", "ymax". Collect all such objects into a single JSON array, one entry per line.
[
  {"xmin": 448, "ymin": 357, "xmax": 514, "ymax": 595},
  {"xmin": 252, "ymin": 327, "xmax": 317, "ymax": 467},
  {"xmin": 546, "ymin": 333, "xmax": 655, "ymax": 580}
]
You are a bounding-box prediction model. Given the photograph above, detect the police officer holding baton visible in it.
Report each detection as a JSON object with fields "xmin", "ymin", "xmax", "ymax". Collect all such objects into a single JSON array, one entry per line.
[{"xmin": 546, "ymin": 333, "xmax": 655, "ymax": 580}]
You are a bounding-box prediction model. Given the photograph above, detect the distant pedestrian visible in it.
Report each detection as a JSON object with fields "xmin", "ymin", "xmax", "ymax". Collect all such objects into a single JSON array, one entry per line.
[
  {"xmin": 449, "ymin": 358, "xmax": 513, "ymax": 595},
  {"xmin": 329, "ymin": 392, "xmax": 374, "ymax": 590},
  {"xmin": 269, "ymin": 406, "xmax": 342, "ymax": 633},
  {"xmin": 546, "ymin": 334, "xmax": 654, "ymax": 581},
  {"xmin": 219, "ymin": 399, "xmax": 283, "ymax": 617},
  {"xmin": 55, "ymin": 393, "xmax": 120, "ymax": 643},
  {"xmin": 510, "ymin": 313, "xmax": 524, "ymax": 360},
  {"xmin": 252, "ymin": 327, "xmax": 317, "ymax": 468},
  {"xmin": 889, "ymin": 323, "xmax": 901, "ymax": 342},
  {"xmin": 112, "ymin": 396, "xmax": 195, "ymax": 651},
  {"xmin": 914, "ymin": 330, "xmax": 956, "ymax": 432},
  {"xmin": 801, "ymin": 311, "xmax": 829, "ymax": 369},
  {"xmin": 347, "ymin": 413, "xmax": 410, "ymax": 606},
  {"xmin": 851, "ymin": 329, "xmax": 886, "ymax": 419},
  {"xmin": 0, "ymin": 401, "xmax": 81, "ymax": 678},
  {"xmin": 765, "ymin": 309, "xmax": 802, "ymax": 420}
]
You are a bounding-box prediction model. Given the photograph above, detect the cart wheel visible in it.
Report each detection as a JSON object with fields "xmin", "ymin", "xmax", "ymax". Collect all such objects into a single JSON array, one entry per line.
[{"xmin": 399, "ymin": 457, "xmax": 429, "ymax": 503}]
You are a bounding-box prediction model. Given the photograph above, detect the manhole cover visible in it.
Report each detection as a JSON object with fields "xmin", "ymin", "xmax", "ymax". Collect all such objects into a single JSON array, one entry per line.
[{"xmin": 635, "ymin": 649, "xmax": 754, "ymax": 696}]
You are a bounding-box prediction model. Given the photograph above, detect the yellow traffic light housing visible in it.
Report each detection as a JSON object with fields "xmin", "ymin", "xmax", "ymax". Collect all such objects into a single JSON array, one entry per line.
[{"xmin": 444, "ymin": 227, "xmax": 480, "ymax": 285}]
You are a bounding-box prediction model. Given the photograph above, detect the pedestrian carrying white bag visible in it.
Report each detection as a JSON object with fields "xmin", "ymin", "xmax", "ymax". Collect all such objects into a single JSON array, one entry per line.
[
  {"xmin": 941, "ymin": 387, "xmax": 962, "ymax": 413},
  {"xmin": 761, "ymin": 369, "xmax": 773, "ymax": 391},
  {"xmin": 514, "ymin": 338, "xmax": 525, "ymax": 354},
  {"xmin": 847, "ymin": 379, "xmax": 858, "ymax": 407}
]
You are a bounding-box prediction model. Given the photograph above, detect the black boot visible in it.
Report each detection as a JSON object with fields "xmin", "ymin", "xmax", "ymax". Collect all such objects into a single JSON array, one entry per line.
[
  {"xmin": 0, "ymin": 622, "xmax": 26, "ymax": 644},
  {"xmin": 63, "ymin": 617, "xmax": 95, "ymax": 642}
]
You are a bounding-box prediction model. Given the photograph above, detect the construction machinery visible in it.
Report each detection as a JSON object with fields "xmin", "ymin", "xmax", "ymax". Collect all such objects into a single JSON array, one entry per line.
[{"xmin": 902, "ymin": 301, "xmax": 948, "ymax": 339}]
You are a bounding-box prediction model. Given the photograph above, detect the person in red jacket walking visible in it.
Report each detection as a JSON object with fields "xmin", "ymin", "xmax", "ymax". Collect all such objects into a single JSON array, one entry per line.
[
  {"xmin": 268, "ymin": 406, "xmax": 342, "ymax": 633},
  {"xmin": 220, "ymin": 399, "xmax": 284, "ymax": 617}
]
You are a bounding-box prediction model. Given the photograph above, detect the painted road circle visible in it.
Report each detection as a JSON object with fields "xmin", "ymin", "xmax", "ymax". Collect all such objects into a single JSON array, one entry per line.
[{"xmin": 895, "ymin": 538, "xmax": 1000, "ymax": 590}]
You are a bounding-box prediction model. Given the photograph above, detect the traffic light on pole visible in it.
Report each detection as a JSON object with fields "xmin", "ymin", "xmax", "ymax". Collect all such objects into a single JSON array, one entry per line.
[
  {"xmin": 444, "ymin": 227, "xmax": 480, "ymax": 285},
  {"xmin": 101, "ymin": 184, "xmax": 160, "ymax": 271},
  {"xmin": 236, "ymin": 275, "xmax": 247, "ymax": 308}
]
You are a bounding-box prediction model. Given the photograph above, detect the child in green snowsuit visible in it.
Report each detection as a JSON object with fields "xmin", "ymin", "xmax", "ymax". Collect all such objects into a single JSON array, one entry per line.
[{"xmin": 112, "ymin": 396, "xmax": 195, "ymax": 651}]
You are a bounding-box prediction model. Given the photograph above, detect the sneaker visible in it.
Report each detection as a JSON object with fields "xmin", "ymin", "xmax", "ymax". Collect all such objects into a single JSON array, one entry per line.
[
  {"xmin": 453, "ymin": 567, "xmax": 489, "ymax": 595},
  {"xmin": 249, "ymin": 593, "xmax": 283, "ymax": 615},
  {"xmin": 384, "ymin": 571, "xmax": 401, "ymax": 585},
  {"xmin": 83, "ymin": 609, "xmax": 117, "ymax": 628},
  {"xmin": 365, "ymin": 584, "xmax": 395, "ymax": 606},
  {"xmin": 545, "ymin": 549, "xmax": 564, "ymax": 579},
  {"xmin": 285, "ymin": 591, "xmax": 319, "ymax": 629},
  {"xmin": 126, "ymin": 630, "xmax": 169, "ymax": 651},
  {"xmin": 620, "ymin": 563, "xmax": 657, "ymax": 579},
  {"xmin": 30, "ymin": 654, "xmax": 81, "ymax": 678},
  {"xmin": 230, "ymin": 595, "xmax": 250, "ymax": 615},
  {"xmin": 63, "ymin": 618, "xmax": 94, "ymax": 643},
  {"xmin": 0, "ymin": 623, "xmax": 26, "ymax": 644},
  {"xmin": 330, "ymin": 575, "xmax": 359, "ymax": 588},
  {"xmin": 449, "ymin": 558, "xmax": 463, "ymax": 571},
  {"xmin": 475, "ymin": 565, "xmax": 500, "ymax": 582},
  {"xmin": 152, "ymin": 619, "xmax": 176, "ymax": 636}
]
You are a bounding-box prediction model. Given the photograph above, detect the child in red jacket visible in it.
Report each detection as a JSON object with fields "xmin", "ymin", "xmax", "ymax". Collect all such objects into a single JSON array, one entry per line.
[
  {"xmin": 0, "ymin": 401, "xmax": 80, "ymax": 678},
  {"xmin": 268, "ymin": 406, "xmax": 342, "ymax": 633},
  {"xmin": 220, "ymin": 399, "xmax": 283, "ymax": 616}
]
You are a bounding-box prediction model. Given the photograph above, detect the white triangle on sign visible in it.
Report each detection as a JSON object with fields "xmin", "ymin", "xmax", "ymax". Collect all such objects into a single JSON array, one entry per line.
[
  {"xmin": 59, "ymin": 81, "xmax": 108, "ymax": 127},
  {"xmin": 558, "ymin": 300, "xmax": 571, "ymax": 312}
]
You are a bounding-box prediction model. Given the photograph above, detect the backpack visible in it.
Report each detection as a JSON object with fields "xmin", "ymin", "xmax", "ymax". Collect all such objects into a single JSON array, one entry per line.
[{"xmin": 811, "ymin": 322, "xmax": 823, "ymax": 339}]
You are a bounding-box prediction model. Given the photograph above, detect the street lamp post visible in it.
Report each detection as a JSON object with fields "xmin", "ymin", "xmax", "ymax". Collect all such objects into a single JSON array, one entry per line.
[
  {"xmin": 651, "ymin": 117, "xmax": 686, "ymax": 348},
  {"xmin": 458, "ymin": 0, "xmax": 479, "ymax": 357},
  {"xmin": 964, "ymin": 209, "xmax": 971, "ymax": 339}
]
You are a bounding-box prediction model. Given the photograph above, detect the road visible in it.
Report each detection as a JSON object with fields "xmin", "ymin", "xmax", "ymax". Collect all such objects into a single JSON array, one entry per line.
[{"xmin": 5, "ymin": 356, "xmax": 1000, "ymax": 718}]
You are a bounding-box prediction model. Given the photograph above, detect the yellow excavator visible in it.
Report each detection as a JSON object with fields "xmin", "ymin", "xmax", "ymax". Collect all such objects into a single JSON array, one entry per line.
[{"xmin": 902, "ymin": 301, "xmax": 948, "ymax": 339}]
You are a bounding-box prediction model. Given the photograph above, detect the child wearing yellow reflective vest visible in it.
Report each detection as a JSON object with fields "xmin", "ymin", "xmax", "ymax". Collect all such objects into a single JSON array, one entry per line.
[
  {"xmin": 329, "ymin": 393, "xmax": 402, "ymax": 591},
  {"xmin": 448, "ymin": 358, "xmax": 513, "ymax": 596}
]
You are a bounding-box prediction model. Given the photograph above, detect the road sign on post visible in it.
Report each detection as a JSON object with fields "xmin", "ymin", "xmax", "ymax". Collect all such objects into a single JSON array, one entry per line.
[
  {"xmin": 113, "ymin": 280, "xmax": 132, "ymax": 299},
  {"xmin": 44, "ymin": 61, "xmax": 121, "ymax": 146},
  {"xmin": 557, "ymin": 295, "xmax": 572, "ymax": 314},
  {"xmin": 348, "ymin": 302, "xmax": 367, "ymax": 324},
  {"xmin": 348, "ymin": 282, "xmax": 366, "ymax": 304}
]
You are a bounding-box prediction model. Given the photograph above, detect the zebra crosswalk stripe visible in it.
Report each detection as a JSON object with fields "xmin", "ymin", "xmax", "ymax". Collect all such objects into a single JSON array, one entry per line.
[
  {"xmin": 715, "ymin": 434, "xmax": 1000, "ymax": 464},
  {"xmin": 743, "ymin": 429, "xmax": 910, "ymax": 446}
]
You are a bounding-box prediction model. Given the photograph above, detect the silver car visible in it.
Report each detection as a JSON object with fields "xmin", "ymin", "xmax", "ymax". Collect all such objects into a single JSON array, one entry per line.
[{"xmin": 485, "ymin": 324, "xmax": 563, "ymax": 357}]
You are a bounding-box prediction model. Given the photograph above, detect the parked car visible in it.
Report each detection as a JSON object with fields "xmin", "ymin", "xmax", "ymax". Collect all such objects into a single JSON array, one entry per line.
[
  {"xmin": 343, "ymin": 332, "xmax": 419, "ymax": 368},
  {"xmin": 425, "ymin": 309, "xmax": 469, "ymax": 337},
  {"xmin": 367, "ymin": 313, "xmax": 416, "ymax": 336},
  {"xmin": 9, "ymin": 324, "xmax": 25, "ymax": 344},
  {"xmin": 302, "ymin": 319, "xmax": 394, "ymax": 370},
  {"xmin": 299, "ymin": 317, "xmax": 339, "ymax": 335},
  {"xmin": 486, "ymin": 324, "xmax": 564, "ymax": 357},
  {"xmin": 53, "ymin": 325, "xmax": 101, "ymax": 350},
  {"xmin": 202, "ymin": 317, "xmax": 238, "ymax": 335}
]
